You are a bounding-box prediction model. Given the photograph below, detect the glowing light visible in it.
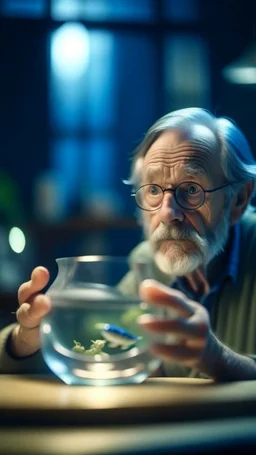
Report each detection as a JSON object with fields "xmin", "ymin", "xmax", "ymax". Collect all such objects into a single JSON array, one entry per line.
[
  {"xmin": 223, "ymin": 67, "xmax": 256, "ymax": 85},
  {"xmin": 222, "ymin": 44, "xmax": 256, "ymax": 85},
  {"xmin": 51, "ymin": 22, "xmax": 90, "ymax": 80},
  {"xmin": 9, "ymin": 227, "xmax": 26, "ymax": 254},
  {"xmin": 42, "ymin": 323, "xmax": 51, "ymax": 334}
]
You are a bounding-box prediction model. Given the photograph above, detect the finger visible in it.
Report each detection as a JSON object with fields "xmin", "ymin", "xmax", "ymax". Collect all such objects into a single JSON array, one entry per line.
[
  {"xmin": 16, "ymin": 294, "xmax": 51, "ymax": 329},
  {"xmin": 184, "ymin": 266, "xmax": 205, "ymax": 292},
  {"xmin": 185, "ymin": 266, "xmax": 209, "ymax": 295},
  {"xmin": 150, "ymin": 343, "xmax": 201, "ymax": 365},
  {"xmin": 139, "ymin": 280, "xmax": 193, "ymax": 317},
  {"xmin": 18, "ymin": 267, "xmax": 50, "ymax": 305},
  {"xmin": 184, "ymin": 274, "xmax": 199, "ymax": 292},
  {"xmin": 196, "ymin": 266, "xmax": 207, "ymax": 281},
  {"xmin": 195, "ymin": 268, "xmax": 210, "ymax": 294},
  {"xmin": 138, "ymin": 313, "xmax": 208, "ymax": 341}
]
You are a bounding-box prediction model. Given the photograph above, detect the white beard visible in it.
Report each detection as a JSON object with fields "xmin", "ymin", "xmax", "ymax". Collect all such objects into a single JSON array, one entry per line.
[{"xmin": 142, "ymin": 207, "xmax": 231, "ymax": 277}]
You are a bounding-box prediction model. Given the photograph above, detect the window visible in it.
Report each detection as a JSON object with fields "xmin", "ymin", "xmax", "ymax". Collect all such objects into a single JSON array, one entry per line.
[
  {"xmin": 50, "ymin": 24, "xmax": 158, "ymax": 217},
  {"xmin": 164, "ymin": 34, "xmax": 210, "ymax": 110},
  {"xmin": 51, "ymin": 0, "xmax": 156, "ymax": 22},
  {"xmin": 1, "ymin": 0, "xmax": 209, "ymax": 222},
  {"xmin": 163, "ymin": 0, "xmax": 199, "ymax": 22},
  {"xmin": 1, "ymin": 0, "xmax": 46, "ymax": 17}
]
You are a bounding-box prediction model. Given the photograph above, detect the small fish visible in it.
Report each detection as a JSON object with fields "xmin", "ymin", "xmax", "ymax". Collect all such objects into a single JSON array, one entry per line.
[{"xmin": 95, "ymin": 323, "xmax": 142, "ymax": 350}]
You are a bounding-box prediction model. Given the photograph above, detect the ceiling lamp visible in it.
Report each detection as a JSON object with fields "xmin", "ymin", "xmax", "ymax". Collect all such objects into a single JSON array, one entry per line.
[{"xmin": 222, "ymin": 43, "xmax": 256, "ymax": 84}]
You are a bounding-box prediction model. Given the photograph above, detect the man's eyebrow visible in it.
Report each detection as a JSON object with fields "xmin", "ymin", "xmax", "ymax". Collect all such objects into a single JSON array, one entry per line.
[
  {"xmin": 182, "ymin": 165, "xmax": 208, "ymax": 179},
  {"xmin": 142, "ymin": 167, "xmax": 162, "ymax": 183}
]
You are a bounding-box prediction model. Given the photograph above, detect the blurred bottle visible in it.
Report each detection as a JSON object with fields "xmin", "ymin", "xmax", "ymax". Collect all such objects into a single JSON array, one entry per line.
[
  {"xmin": 33, "ymin": 169, "xmax": 67, "ymax": 223},
  {"xmin": 85, "ymin": 189, "xmax": 122, "ymax": 219}
]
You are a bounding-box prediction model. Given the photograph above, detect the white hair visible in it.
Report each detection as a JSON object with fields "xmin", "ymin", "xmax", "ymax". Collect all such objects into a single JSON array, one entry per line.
[{"xmin": 128, "ymin": 108, "xmax": 256, "ymax": 211}]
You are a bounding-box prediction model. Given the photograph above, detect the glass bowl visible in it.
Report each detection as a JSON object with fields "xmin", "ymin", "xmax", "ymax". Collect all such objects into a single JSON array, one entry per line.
[{"xmin": 40, "ymin": 256, "xmax": 162, "ymax": 386}]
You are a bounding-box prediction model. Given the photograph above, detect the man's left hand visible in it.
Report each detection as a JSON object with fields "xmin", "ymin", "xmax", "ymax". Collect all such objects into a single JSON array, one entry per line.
[{"xmin": 138, "ymin": 279, "xmax": 223, "ymax": 373}]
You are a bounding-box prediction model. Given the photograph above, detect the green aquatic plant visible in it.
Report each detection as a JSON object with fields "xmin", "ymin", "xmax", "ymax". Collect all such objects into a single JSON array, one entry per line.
[
  {"xmin": 72, "ymin": 340, "xmax": 85, "ymax": 354},
  {"xmin": 72, "ymin": 339, "xmax": 109, "ymax": 357}
]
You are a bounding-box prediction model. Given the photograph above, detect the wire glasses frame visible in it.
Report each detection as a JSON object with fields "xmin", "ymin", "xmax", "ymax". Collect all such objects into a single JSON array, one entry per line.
[{"xmin": 131, "ymin": 181, "xmax": 240, "ymax": 211}]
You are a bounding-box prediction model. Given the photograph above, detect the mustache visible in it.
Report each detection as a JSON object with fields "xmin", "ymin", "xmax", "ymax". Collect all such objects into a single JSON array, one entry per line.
[{"xmin": 150, "ymin": 223, "xmax": 208, "ymax": 249}]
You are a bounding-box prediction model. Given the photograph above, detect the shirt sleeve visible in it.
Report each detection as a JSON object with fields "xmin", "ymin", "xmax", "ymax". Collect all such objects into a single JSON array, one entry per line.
[{"xmin": 0, "ymin": 323, "xmax": 51, "ymax": 374}]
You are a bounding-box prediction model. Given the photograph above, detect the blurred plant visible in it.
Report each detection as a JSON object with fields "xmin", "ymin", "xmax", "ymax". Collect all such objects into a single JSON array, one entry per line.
[
  {"xmin": 72, "ymin": 339, "xmax": 109, "ymax": 357},
  {"xmin": 0, "ymin": 170, "xmax": 24, "ymax": 225}
]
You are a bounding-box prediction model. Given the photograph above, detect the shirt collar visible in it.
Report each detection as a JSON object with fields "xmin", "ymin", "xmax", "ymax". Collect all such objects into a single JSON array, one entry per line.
[
  {"xmin": 172, "ymin": 222, "xmax": 240, "ymax": 298},
  {"xmin": 226, "ymin": 221, "xmax": 240, "ymax": 282}
]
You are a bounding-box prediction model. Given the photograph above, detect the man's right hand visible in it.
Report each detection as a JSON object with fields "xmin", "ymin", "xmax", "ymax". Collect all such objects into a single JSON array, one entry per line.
[{"xmin": 10, "ymin": 267, "xmax": 52, "ymax": 358}]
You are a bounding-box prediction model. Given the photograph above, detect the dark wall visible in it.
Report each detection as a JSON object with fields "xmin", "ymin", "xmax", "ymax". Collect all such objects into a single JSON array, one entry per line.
[{"xmin": 0, "ymin": 19, "xmax": 49, "ymax": 219}]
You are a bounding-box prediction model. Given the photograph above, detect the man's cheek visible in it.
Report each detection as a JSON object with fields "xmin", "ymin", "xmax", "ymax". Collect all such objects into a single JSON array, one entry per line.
[
  {"xmin": 187, "ymin": 213, "xmax": 206, "ymax": 240},
  {"xmin": 144, "ymin": 213, "xmax": 157, "ymax": 236},
  {"xmin": 142, "ymin": 213, "xmax": 153, "ymax": 236}
]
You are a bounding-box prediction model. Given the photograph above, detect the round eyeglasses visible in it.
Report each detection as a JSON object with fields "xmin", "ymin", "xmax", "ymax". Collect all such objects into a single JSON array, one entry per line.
[{"xmin": 131, "ymin": 181, "xmax": 238, "ymax": 211}]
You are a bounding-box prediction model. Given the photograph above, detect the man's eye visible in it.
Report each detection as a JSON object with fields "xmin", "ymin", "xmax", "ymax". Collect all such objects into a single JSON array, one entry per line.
[
  {"xmin": 187, "ymin": 184, "xmax": 199, "ymax": 195},
  {"xmin": 149, "ymin": 185, "xmax": 160, "ymax": 195}
]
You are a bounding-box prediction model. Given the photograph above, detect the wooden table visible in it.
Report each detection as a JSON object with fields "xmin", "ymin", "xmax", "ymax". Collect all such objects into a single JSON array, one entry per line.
[
  {"xmin": 1, "ymin": 375, "xmax": 256, "ymax": 426},
  {"xmin": 1, "ymin": 376, "xmax": 256, "ymax": 454}
]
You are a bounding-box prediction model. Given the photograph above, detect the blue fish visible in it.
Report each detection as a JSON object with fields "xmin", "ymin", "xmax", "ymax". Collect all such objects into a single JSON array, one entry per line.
[{"xmin": 95, "ymin": 323, "xmax": 142, "ymax": 349}]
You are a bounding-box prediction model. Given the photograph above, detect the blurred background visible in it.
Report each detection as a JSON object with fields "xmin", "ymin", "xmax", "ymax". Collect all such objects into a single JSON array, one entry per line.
[{"xmin": 0, "ymin": 0, "xmax": 256, "ymax": 308}]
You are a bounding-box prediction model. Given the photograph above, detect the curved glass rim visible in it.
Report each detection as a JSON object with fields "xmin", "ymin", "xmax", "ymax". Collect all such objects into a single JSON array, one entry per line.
[
  {"xmin": 51, "ymin": 337, "xmax": 151, "ymax": 363},
  {"xmin": 55, "ymin": 255, "xmax": 148, "ymax": 264},
  {"xmin": 56, "ymin": 255, "xmax": 136, "ymax": 263}
]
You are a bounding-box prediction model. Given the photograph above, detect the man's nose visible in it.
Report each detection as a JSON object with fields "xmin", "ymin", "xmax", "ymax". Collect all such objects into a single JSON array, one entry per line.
[{"xmin": 158, "ymin": 191, "xmax": 184, "ymax": 224}]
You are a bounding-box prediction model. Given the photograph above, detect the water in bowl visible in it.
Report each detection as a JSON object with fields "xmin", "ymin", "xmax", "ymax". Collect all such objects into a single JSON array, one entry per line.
[{"xmin": 40, "ymin": 286, "xmax": 161, "ymax": 386}]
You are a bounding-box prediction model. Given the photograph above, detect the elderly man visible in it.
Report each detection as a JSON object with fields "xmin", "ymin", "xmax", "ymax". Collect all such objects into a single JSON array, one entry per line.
[{"xmin": 1, "ymin": 107, "xmax": 256, "ymax": 380}]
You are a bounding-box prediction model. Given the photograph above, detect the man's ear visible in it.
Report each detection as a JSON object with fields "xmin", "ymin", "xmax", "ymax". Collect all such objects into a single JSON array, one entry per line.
[{"xmin": 230, "ymin": 181, "xmax": 254, "ymax": 225}]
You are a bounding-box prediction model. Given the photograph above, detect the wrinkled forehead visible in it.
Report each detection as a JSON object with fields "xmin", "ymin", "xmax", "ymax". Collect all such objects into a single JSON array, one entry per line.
[
  {"xmin": 142, "ymin": 125, "xmax": 222, "ymax": 180},
  {"xmin": 146, "ymin": 124, "xmax": 219, "ymax": 157}
]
